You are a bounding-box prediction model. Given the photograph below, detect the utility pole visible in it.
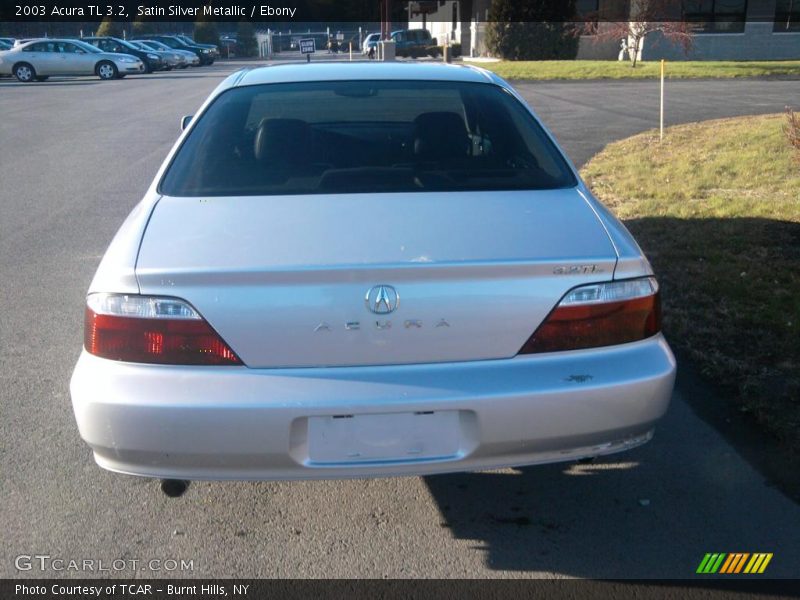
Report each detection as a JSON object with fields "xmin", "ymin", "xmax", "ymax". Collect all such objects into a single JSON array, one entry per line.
[{"xmin": 380, "ymin": 0, "xmax": 393, "ymax": 40}]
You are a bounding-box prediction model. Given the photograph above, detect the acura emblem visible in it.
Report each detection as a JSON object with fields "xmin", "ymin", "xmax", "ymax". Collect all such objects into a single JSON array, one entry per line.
[{"xmin": 365, "ymin": 285, "xmax": 399, "ymax": 314}]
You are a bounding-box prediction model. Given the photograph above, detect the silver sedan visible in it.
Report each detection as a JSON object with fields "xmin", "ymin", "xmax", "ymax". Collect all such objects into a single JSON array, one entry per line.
[
  {"xmin": 0, "ymin": 38, "xmax": 143, "ymax": 81},
  {"xmin": 70, "ymin": 63, "xmax": 675, "ymax": 488}
]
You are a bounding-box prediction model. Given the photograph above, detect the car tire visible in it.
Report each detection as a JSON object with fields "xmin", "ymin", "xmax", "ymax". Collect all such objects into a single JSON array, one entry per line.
[
  {"xmin": 13, "ymin": 62, "xmax": 36, "ymax": 83},
  {"xmin": 96, "ymin": 61, "xmax": 118, "ymax": 80}
]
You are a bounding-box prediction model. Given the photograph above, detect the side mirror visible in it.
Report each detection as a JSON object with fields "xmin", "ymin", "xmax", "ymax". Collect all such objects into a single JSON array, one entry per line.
[{"xmin": 180, "ymin": 115, "xmax": 193, "ymax": 131}]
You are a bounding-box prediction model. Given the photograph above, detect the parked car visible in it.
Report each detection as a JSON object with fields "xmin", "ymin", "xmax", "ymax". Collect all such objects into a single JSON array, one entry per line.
[
  {"xmin": 362, "ymin": 32, "xmax": 380, "ymax": 56},
  {"xmin": 70, "ymin": 63, "xmax": 675, "ymax": 491},
  {"xmin": 133, "ymin": 35, "xmax": 214, "ymax": 65},
  {"xmin": 135, "ymin": 39, "xmax": 199, "ymax": 67},
  {"xmin": 128, "ymin": 40, "xmax": 184, "ymax": 70},
  {"xmin": 82, "ymin": 36, "xmax": 164, "ymax": 73},
  {"xmin": 174, "ymin": 34, "xmax": 219, "ymax": 60},
  {"xmin": 391, "ymin": 28, "xmax": 439, "ymax": 58},
  {"xmin": 0, "ymin": 38, "xmax": 144, "ymax": 81}
]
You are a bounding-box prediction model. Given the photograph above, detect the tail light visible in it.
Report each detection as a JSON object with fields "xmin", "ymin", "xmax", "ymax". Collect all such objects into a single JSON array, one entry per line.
[
  {"xmin": 519, "ymin": 277, "xmax": 661, "ymax": 354},
  {"xmin": 84, "ymin": 293, "xmax": 242, "ymax": 365}
]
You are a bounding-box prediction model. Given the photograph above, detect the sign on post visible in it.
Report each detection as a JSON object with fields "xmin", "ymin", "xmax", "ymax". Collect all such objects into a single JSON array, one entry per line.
[
  {"xmin": 299, "ymin": 38, "xmax": 315, "ymax": 54},
  {"xmin": 299, "ymin": 38, "xmax": 315, "ymax": 62}
]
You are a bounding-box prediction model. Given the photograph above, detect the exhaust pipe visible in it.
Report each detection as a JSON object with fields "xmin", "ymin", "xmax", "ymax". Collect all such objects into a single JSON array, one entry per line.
[{"xmin": 160, "ymin": 479, "xmax": 190, "ymax": 498}]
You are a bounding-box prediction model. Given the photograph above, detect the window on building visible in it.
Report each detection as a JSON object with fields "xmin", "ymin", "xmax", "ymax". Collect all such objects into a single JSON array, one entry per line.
[
  {"xmin": 683, "ymin": 0, "xmax": 748, "ymax": 33},
  {"xmin": 774, "ymin": 0, "xmax": 800, "ymax": 32}
]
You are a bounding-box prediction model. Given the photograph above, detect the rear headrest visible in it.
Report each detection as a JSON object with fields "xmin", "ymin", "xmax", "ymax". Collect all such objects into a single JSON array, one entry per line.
[
  {"xmin": 413, "ymin": 112, "xmax": 470, "ymax": 160},
  {"xmin": 254, "ymin": 118, "xmax": 311, "ymax": 164}
]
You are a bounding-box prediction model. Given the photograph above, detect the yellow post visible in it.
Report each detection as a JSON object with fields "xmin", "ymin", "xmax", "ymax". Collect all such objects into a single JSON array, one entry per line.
[{"xmin": 660, "ymin": 59, "xmax": 665, "ymax": 141}]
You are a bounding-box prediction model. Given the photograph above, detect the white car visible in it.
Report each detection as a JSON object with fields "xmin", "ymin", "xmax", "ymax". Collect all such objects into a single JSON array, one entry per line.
[
  {"xmin": 0, "ymin": 38, "xmax": 144, "ymax": 81},
  {"xmin": 362, "ymin": 32, "xmax": 381, "ymax": 55},
  {"xmin": 70, "ymin": 63, "xmax": 675, "ymax": 493}
]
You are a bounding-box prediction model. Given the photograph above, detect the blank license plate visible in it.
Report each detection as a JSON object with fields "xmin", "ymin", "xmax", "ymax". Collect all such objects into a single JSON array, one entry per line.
[{"xmin": 307, "ymin": 411, "xmax": 461, "ymax": 465}]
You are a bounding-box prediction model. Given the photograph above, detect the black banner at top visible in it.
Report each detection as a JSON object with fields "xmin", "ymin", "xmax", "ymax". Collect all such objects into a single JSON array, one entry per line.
[{"xmin": 0, "ymin": 0, "xmax": 782, "ymax": 24}]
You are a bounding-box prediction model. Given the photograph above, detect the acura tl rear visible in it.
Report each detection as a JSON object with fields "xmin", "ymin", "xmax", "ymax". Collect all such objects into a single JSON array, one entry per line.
[{"xmin": 70, "ymin": 63, "xmax": 676, "ymax": 482}]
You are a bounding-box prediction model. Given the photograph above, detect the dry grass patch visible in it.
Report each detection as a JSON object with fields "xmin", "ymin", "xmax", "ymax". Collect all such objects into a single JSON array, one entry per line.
[{"xmin": 581, "ymin": 114, "xmax": 800, "ymax": 447}]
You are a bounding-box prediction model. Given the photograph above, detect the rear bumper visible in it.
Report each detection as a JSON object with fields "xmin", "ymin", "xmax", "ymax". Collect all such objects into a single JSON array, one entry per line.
[{"xmin": 70, "ymin": 335, "xmax": 676, "ymax": 481}]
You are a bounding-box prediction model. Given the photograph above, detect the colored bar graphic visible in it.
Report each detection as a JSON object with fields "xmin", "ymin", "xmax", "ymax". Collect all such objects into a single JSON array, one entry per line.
[
  {"xmin": 743, "ymin": 553, "xmax": 774, "ymax": 574},
  {"xmin": 696, "ymin": 554, "xmax": 715, "ymax": 573},
  {"xmin": 719, "ymin": 554, "xmax": 736, "ymax": 574},
  {"xmin": 698, "ymin": 552, "xmax": 773, "ymax": 574},
  {"xmin": 720, "ymin": 553, "xmax": 750, "ymax": 574},
  {"xmin": 697, "ymin": 553, "xmax": 727, "ymax": 574},
  {"xmin": 733, "ymin": 553, "xmax": 750, "ymax": 573}
]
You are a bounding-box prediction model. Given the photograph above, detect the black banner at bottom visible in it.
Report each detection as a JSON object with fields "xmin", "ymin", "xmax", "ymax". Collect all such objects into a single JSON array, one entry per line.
[{"xmin": 3, "ymin": 579, "xmax": 800, "ymax": 600}]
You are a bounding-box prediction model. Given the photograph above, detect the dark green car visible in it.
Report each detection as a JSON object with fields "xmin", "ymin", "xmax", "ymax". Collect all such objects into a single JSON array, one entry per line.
[{"xmin": 390, "ymin": 28, "xmax": 439, "ymax": 58}]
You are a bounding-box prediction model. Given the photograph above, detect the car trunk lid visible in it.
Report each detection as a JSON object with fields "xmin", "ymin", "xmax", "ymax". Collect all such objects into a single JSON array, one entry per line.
[{"xmin": 135, "ymin": 189, "xmax": 617, "ymax": 367}]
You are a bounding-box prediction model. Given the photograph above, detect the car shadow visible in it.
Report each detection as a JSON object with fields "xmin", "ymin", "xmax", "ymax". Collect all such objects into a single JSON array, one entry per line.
[
  {"xmin": 0, "ymin": 73, "xmax": 219, "ymax": 85},
  {"xmin": 125, "ymin": 73, "xmax": 228, "ymax": 80},
  {"xmin": 0, "ymin": 79, "xmax": 103, "ymax": 86},
  {"xmin": 423, "ymin": 215, "xmax": 800, "ymax": 577},
  {"xmin": 423, "ymin": 398, "xmax": 796, "ymax": 577}
]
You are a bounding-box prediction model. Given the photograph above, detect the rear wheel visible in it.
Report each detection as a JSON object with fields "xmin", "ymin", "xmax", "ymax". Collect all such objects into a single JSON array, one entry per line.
[
  {"xmin": 13, "ymin": 62, "xmax": 35, "ymax": 83},
  {"xmin": 96, "ymin": 61, "xmax": 118, "ymax": 80}
]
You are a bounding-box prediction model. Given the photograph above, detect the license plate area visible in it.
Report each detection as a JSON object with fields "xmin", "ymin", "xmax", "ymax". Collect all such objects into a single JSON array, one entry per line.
[{"xmin": 306, "ymin": 411, "xmax": 462, "ymax": 465}]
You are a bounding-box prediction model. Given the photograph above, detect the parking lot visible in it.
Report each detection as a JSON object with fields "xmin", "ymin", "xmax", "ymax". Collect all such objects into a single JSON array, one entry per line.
[{"xmin": 2, "ymin": 61, "xmax": 800, "ymax": 579}]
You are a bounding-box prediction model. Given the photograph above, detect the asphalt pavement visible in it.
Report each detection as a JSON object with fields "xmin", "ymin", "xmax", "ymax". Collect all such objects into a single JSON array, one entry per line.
[{"xmin": 1, "ymin": 60, "xmax": 799, "ymax": 579}]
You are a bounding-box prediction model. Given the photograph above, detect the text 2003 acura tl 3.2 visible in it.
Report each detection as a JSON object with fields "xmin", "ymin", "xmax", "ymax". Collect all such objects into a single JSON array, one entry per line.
[{"xmin": 70, "ymin": 63, "xmax": 675, "ymax": 490}]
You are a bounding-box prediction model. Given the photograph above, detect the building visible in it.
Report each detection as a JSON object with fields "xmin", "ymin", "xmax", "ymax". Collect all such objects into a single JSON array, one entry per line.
[{"xmin": 407, "ymin": 0, "xmax": 800, "ymax": 60}]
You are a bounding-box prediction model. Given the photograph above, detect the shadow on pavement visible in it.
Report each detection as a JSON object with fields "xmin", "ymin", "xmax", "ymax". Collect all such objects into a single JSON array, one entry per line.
[{"xmin": 424, "ymin": 382, "xmax": 800, "ymax": 576}]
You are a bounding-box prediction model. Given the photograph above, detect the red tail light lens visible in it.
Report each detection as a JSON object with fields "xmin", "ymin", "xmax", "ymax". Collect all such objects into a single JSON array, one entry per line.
[
  {"xmin": 84, "ymin": 294, "xmax": 242, "ymax": 365},
  {"xmin": 519, "ymin": 277, "xmax": 661, "ymax": 354}
]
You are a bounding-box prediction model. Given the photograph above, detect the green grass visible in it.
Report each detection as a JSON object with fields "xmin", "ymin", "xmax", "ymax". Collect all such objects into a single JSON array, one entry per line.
[
  {"xmin": 463, "ymin": 59, "xmax": 800, "ymax": 80},
  {"xmin": 581, "ymin": 114, "xmax": 800, "ymax": 447}
]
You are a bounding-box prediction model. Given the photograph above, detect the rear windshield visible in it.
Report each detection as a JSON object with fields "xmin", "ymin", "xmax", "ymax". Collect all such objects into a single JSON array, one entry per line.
[{"xmin": 159, "ymin": 80, "xmax": 576, "ymax": 196}]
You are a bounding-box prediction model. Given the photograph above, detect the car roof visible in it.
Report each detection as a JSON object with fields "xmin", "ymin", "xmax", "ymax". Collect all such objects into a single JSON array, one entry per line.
[
  {"xmin": 17, "ymin": 38, "xmax": 85, "ymax": 44},
  {"xmin": 234, "ymin": 62, "xmax": 501, "ymax": 88}
]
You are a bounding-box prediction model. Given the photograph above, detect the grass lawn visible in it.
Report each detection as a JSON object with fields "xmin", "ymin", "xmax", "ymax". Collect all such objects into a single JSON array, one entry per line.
[
  {"xmin": 463, "ymin": 59, "xmax": 800, "ymax": 80},
  {"xmin": 581, "ymin": 114, "xmax": 800, "ymax": 448}
]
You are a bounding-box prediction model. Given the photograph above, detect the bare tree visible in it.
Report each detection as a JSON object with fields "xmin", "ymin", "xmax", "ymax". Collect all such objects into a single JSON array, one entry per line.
[{"xmin": 582, "ymin": 0, "xmax": 694, "ymax": 67}]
